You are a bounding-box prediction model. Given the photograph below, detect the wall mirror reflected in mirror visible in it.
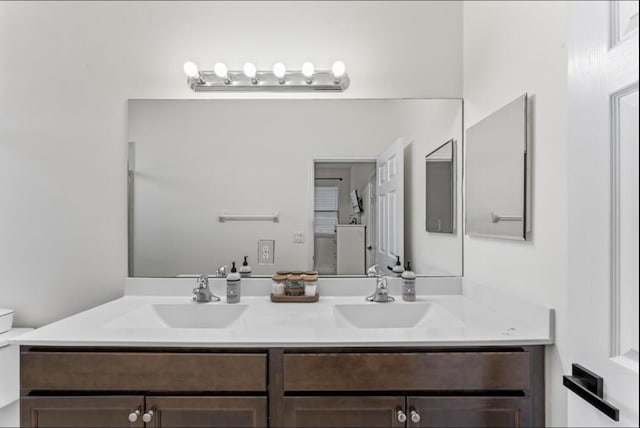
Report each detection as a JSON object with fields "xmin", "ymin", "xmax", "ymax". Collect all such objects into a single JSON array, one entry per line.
[
  {"xmin": 425, "ymin": 139, "xmax": 456, "ymax": 234},
  {"xmin": 128, "ymin": 99, "xmax": 463, "ymax": 278}
]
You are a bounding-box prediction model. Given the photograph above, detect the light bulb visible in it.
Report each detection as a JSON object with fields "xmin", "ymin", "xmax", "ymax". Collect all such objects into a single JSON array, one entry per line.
[
  {"xmin": 243, "ymin": 62, "xmax": 257, "ymax": 79},
  {"xmin": 213, "ymin": 63, "xmax": 228, "ymax": 79},
  {"xmin": 302, "ymin": 62, "xmax": 315, "ymax": 79},
  {"xmin": 183, "ymin": 61, "xmax": 199, "ymax": 78},
  {"xmin": 332, "ymin": 61, "xmax": 346, "ymax": 78},
  {"xmin": 273, "ymin": 62, "xmax": 286, "ymax": 79}
]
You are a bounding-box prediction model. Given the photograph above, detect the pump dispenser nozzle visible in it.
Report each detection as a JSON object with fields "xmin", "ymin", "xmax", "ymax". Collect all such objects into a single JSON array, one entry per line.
[
  {"xmin": 239, "ymin": 256, "xmax": 252, "ymax": 278},
  {"xmin": 389, "ymin": 256, "xmax": 404, "ymax": 276}
]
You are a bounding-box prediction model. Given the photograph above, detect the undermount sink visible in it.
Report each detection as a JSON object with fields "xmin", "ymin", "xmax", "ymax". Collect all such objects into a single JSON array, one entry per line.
[
  {"xmin": 333, "ymin": 302, "xmax": 432, "ymax": 328},
  {"xmin": 106, "ymin": 303, "xmax": 248, "ymax": 329}
]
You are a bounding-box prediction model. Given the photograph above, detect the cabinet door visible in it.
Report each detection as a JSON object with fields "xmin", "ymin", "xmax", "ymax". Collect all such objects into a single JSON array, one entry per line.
[
  {"xmin": 407, "ymin": 397, "xmax": 530, "ymax": 428},
  {"xmin": 283, "ymin": 396, "xmax": 405, "ymax": 428},
  {"xmin": 21, "ymin": 396, "xmax": 144, "ymax": 428},
  {"xmin": 144, "ymin": 396, "xmax": 267, "ymax": 428}
]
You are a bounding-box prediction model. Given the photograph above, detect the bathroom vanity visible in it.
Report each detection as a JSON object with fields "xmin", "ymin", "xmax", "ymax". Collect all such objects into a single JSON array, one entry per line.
[
  {"xmin": 13, "ymin": 278, "xmax": 552, "ymax": 428},
  {"xmin": 20, "ymin": 345, "xmax": 542, "ymax": 428}
]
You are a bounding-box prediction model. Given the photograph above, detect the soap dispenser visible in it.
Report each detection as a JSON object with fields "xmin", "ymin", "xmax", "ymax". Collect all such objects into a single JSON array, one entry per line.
[
  {"xmin": 402, "ymin": 261, "xmax": 416, "ymax": 301},
  {"xmin": 226, "ymin": 262, "xmax": 241, "ymax": 303},
  {"xmin": 239, "ymin": 256, "xmax": 252, "ymax": 278},
  {"xmin": 390, "ymin": 256, "xmax": 404, "ymax": 277}
]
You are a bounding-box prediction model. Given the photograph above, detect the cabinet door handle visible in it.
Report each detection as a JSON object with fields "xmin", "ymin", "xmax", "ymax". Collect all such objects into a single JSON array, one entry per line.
[
  {"xmin": 128, "ymin": 409, "xmax": 141, "ymax": 423},
  {"xmin": 397, "ymin": 409, "xmax": 407, "ymax": 423},
  {"xmin": 142, "ymin": 409, "xmax": 154, "ymax": 423},
  {"xmin": 410, "ymin": 410, "xmax": 421, "ymax": 423}
]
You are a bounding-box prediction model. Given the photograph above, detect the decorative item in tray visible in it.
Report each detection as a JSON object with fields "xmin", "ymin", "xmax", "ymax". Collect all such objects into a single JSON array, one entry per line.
[{"xmin": 271, "ymin": 270, "xmax": 319, "ymax": 302}]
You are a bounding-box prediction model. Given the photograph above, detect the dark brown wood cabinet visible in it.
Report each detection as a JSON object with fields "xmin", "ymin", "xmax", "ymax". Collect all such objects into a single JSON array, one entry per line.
[
  {"xmin": 20, "ymin": 346, "xmax": 544, "ymax": 428},
  {"xmin": 407, "ymin": 397, "xmax": 530, "ymax": 428},
  {"xmin": 280, "ymin": 396, "xmax": 532, "ymax": 428},
  {"xmin": 20, "ymin": 351, "xmax": 267, "ymax": 392},
  {"xmin": 21, "ymin": 396, "xmax": 267, "ymax": 428},
  {"xmin": 283, "ymin": 396, "xmax": 406, "ymax": 428},
  {"xmin": 20, "ymin": 350, "xmax": 268, "ymax": 428},
  {"xmin": 145, "ymin": 397, "xmax": 267, "ymax": 428},
  {"xmin": 275, "ymin": 348, "xmax": 543, "ymax": 427},
  {"xmin": 282, "ymin": 351, "xmax": 531, "ymax": 391},
  {"xmin": 21, "ymin": 396, "xmax": 144, "ymax": 428}
]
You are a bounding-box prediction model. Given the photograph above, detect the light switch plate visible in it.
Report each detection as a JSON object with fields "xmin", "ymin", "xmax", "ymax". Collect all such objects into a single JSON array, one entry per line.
[
  {"xmin": 293, "ymin": 232, "xmax": 304, "ymax": 243},
  {"xmin": 258, "ymin": 239, "xmax": 275, "ymax": 264}
]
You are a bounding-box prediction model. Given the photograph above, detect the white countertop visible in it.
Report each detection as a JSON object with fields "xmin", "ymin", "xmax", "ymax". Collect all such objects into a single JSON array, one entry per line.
[{"xmin": 11, "ymin": 277, "xmax": 553, "ymax": 348}]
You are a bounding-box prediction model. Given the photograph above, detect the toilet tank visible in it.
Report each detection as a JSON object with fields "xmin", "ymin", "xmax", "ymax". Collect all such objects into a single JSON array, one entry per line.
[{"xmin": 0, "ymin": 310, "xmax": 13, "ymax": 335}]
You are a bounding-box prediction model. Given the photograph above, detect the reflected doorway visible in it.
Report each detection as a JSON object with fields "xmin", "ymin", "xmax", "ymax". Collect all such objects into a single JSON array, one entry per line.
[{"xmin": 313, "ymin": 161, "xmax": 376, "ymax": 275}]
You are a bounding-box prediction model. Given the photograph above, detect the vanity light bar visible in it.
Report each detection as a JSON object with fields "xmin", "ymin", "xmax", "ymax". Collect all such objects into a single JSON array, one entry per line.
[{"xmin": 183, "ymin": 61, "xmax": 350, "ymax": 92}]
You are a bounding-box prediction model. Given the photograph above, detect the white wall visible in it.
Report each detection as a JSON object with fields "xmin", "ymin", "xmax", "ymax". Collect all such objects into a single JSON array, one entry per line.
[
  {"xmin": 0, "ymin": 1, "xmax": 462, "ymax": 327},
  {"xmin": 463, "ymin": 1, "xmax": 568, "ymax": 426}
]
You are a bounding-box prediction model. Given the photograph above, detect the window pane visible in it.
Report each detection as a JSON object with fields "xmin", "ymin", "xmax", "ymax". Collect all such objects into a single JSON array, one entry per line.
[
  {"xmin": 314, "ymin": 211, "xmax": 338, "ymax": 235},
  {"xmin": 315, "ymin": 187, "xmax": 339, "ymax": 211}
]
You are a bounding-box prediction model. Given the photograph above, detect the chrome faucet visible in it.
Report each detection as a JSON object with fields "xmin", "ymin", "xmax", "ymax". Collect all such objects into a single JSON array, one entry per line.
[
  {"xmin": 366, "ymin": 264, "xmax": 394, "ymax": 303},
  {"xmin": 215, "ymin": 264, "xmax": 228, "ymax": 278},
  {"xmin": 192, "ymin": 274, "xmax": 220, "ymax": 303}
]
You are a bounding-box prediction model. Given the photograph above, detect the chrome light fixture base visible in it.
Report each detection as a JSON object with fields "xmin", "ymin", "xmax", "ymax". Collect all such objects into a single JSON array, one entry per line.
[{"xmin": 188, "ymin": 70, "xmax": 350, "ymax": 92}]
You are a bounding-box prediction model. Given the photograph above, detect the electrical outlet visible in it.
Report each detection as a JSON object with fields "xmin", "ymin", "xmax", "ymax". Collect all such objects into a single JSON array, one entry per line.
[
  {"xmin": 258, "ymin": 239, "xmax": 274, "ymax": 264},
  {"xmin": 293, "ymin": 232, "xmax": 304, "ymax": 243}
]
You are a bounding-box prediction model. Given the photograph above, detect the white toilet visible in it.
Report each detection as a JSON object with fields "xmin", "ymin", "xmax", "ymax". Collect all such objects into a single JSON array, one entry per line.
[{"xmin": 0, "ymin": 310, "xmax": 13, "ymax": 335}]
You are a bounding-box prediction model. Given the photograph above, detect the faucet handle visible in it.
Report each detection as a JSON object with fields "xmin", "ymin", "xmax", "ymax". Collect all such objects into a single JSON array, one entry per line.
[
  {"xmin": 216, "ymin": 265, "xmax": 228, "ymax": 278},
  {"xmin": 197, "ymin": 274, "xmax": 209, "ymax": 288},
  {"xmin": 367, "ymin": 264, "xmax": 380, "ymax": 277}
]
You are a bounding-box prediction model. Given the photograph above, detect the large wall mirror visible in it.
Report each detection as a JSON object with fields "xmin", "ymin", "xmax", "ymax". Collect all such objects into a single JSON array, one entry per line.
[
  {"xmin": 465, "ymin": 94, "xmax": 531, "ymax": 240},
  {"xmin": 128, "ymin": 99, "xmax": 463, "ymax": 277}
]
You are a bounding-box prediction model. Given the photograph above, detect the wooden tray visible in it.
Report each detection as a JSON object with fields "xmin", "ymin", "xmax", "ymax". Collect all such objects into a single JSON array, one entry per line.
[{"xmin": 270, "ymin": 293, "xmax": 319, "ymax": 303}]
